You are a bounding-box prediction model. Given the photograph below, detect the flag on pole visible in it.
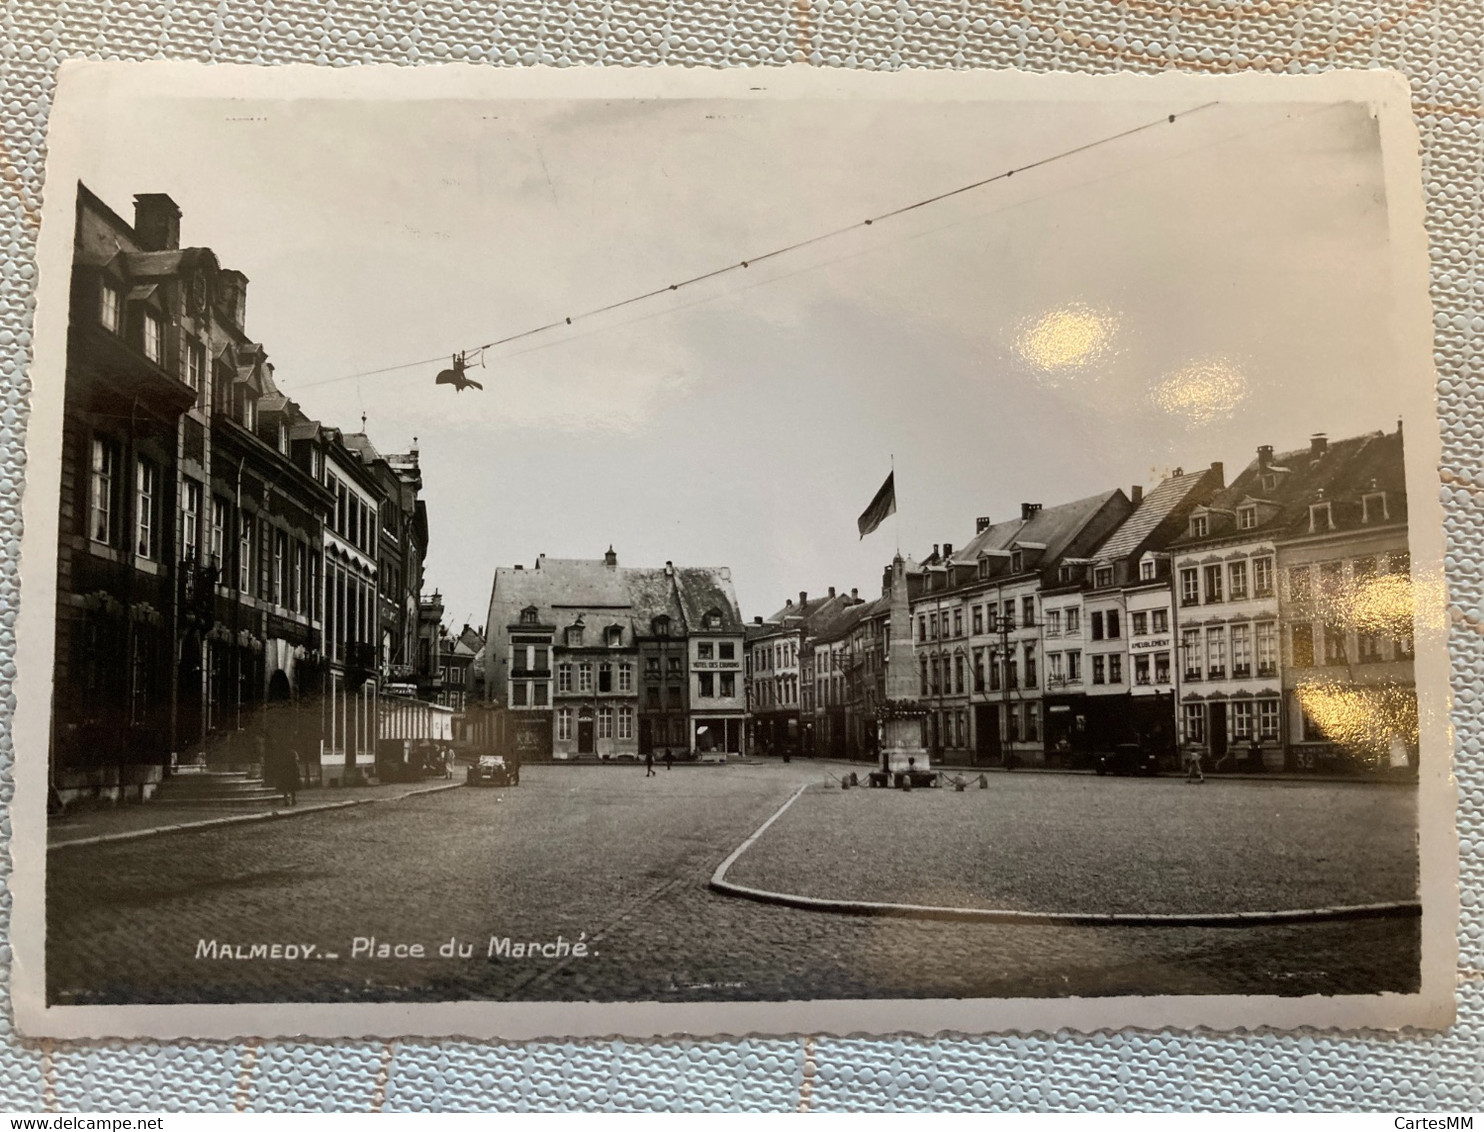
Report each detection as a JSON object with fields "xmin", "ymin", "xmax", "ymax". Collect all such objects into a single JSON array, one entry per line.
[{"xmin": 857, "ymin": 471, "xmax": 897, "ymax": 539}]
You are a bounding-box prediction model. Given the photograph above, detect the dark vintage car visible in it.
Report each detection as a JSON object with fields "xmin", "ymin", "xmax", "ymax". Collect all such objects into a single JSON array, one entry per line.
[
  {"xmin": 1096, "ymin": 742, "xmax": 1160, "ymax": 777},
  {"xmin": 466, "ymin": 753, "xmax": 519, "ymax": 787}
]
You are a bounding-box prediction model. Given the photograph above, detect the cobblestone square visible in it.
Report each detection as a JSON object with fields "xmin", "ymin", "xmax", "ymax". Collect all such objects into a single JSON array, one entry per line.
[{"xmin": 46, "ymin": 763, "xmax": 1419, "ymax": 1005}]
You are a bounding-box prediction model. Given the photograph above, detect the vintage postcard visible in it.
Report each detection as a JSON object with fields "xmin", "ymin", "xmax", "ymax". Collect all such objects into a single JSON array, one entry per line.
[{"xmin": 10, "ymin": 63, "xmax": 1455, "ymax": 1039}]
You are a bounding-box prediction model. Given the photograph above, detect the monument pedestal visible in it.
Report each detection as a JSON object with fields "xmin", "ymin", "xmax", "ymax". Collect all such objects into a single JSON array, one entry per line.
[{"xmin": 878, "ymin": 712, "xmax": 929, "ymax": 775}]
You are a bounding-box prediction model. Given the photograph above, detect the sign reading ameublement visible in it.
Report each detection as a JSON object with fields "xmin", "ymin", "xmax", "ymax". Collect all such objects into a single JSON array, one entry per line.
[{"xmin": 9, "ymin": 63, "xmax": 1454, "ymax": 1041}]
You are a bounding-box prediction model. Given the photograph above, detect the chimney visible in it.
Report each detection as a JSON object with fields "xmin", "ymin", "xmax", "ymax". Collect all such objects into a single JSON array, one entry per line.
[
  {"xmin": 665, "ymin": 561, "xmax": 674, "ymax": 576},
  {"xmin": 1310, "ymin": 433, "xmax": 1328, "ymax": 458},
  {"xmin": 932, "ymin": 545, "xmax": 940, "ymax": 561},
  {"xmin": 828, "ymin": 586, "xmax": 836, "ymax": 598},
  {"xmin": 943, "ymin": 543, "xmax": 953, "ymax": 559},
  {"xmin": 754, "ymin": 616, "xmax": 764, "ymax": 625},
  {"xmin": 1257, "ymin": 444, "xmax": 1274, "ymax": 468},
  {"xmin": 976, "ymin": 516, "xmax": 992, "ymax": 533},
  {"xmin": 1021, "ymin": 502, "xmax": 1042, "ymax": 520},
  {"xmin": 133, "ymin": 193, "xmax": 181, "ymax": 251},
  {"xmin": 1130, "ymin": 485, "xmax": 1143, "ymax": 505},
  {"xmin": 799, "ymin": 591, "xmax": 808, "ymax": 607},
  {"xmin": 604, "ymin": 545, "xmax": 617, "ymax": 567},
  {"xmin": 218, "ymin": 269, "xmax": 249, "ymax": 329},
  {"xmin": 513, "ymin": 564, "xmax": 523, "ymax": 571},
  {"xmin": 1210, "ymin": 460, "xmax": 1224, "ymax": 487},
  {"xmin": 785, "ymin": 599, "xmax": 793, "ymax": 608},
  {"xmin": 851, "ymin": 587, "xmax": 859, "ymax": 601}
]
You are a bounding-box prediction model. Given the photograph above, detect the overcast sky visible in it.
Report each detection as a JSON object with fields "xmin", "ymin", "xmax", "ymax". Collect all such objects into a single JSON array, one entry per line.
[{"xmin": 70, "ymin": 88, "xmax": 1403, "ymax": 628}]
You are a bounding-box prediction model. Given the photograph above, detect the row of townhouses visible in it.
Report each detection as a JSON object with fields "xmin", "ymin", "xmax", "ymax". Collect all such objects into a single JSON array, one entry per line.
[
  {"xmin": 480, "ymin": 552, "xmax": 747, "ymax": 760},
  {"xmin": 55, "ymin": 186, "xmax": 451, "ymax": 807},
  {"xmin": 746, "ymin": 425, "xmax": 1414, "ymax": 773}
]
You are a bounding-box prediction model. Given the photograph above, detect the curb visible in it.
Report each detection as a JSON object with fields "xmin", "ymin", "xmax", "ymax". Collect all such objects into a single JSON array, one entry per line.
[
  {"xmin": 48, "ymin": 781, "xmax": 464, "ymax": 850},
  {"xmin": 708, "ymin": 783, "xmax": 1422, "ymax": 928}
]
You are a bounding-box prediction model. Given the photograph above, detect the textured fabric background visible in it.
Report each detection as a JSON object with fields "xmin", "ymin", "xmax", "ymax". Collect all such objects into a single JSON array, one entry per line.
[{"xmin": 0, "ymin": 0, "xmax": 1481, "ymax": 1113}]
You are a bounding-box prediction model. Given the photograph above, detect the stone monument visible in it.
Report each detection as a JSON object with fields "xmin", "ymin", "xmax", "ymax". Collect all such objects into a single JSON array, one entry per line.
[{"xmin": 877, "ymin": 553, "xmax": 929, "ymax": 779}]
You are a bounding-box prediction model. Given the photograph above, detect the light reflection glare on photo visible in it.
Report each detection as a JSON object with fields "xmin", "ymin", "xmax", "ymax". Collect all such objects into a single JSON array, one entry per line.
[
  {"xmin": 1014, "ymin": 303, "xmax": 1118, "ymax": 379},
  {"xmin": 1151, "ymin": 358, "xmax": 1249, "ymax": 424}
]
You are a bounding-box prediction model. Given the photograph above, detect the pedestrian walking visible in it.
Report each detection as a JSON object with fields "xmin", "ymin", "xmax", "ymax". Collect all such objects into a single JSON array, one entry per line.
[
  {"xmin": 1185, "ymin": 746, "xmax": 1205, "ymax": 784},
  {"xmin": 663, "ymin": 749, "xmax": 674, "ymax": 771},
  {"xmin": 266, "ymin": 742, "xmax": 300, "ymax": 805},
  {"xmin": 645, "ymin": 749, "xmax": 656, "ymax": 777}
]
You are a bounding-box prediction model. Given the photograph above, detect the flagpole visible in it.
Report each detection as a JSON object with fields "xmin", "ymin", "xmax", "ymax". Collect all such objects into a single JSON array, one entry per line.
[{"xmin": 892, "ymin": 453, "xmax": 900, "ymax": 556}]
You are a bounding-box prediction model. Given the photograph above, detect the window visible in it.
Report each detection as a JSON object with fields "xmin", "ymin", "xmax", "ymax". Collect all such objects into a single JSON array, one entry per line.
[
  {"xmin": 1048, "ymin": 651, "xmax": 1064, "ymax": 684},
  {"xmin": 1231, "ymin": 700, "xmax": 1255, "ymax": 739},
  {"xmin": 566, "ymin": 625, "xmax": 584, "ymax": 647},
  {"xmin": 606, "ymin": 625, "xmax": 623, "ymax": 647},
  {"xmin": 950, "ymin": 609, "xmax": 962, "ymax": 638},
  {"xmin": 578, "ymin": 663, "xmax": 593, "ymax": 692},
  {"xmin": 652, "ymin": 615, "xmax": 671, "ymax": 637},
  {"xmin": 1007, "ymin": 704, "xmax": 1021, "ymax": 742},
  {"xmin": 1094, "ymin": 566, "xmax": 1113, "ymax": 588},
  {"xmin": 1362, "ymin": 492, "xmax": 1390, "ymax": 523},
  {"xmin": 719, "ymin": 642, "xmax": 734, "ymax": 660},
  {"xmin": 986, "ymin": 606, "xmax": 998, "ymax": 633},
  {"xmin": 919, "ymin": 656, "xmax": 928, "ymax": 696},
  {"xmin": 1002, "ymin": 600, "xmax": 1015, "ymax": 630},
  {"xmin": 972, "ymin": 606, "xmax": 983, "ymax": 635},
  {"xmin": 1190, "ymin": 514, "xmax": 1209, "ymax": 538},
  {"xmin": 646, "ymin": 687, "xmax": 660, "ymax": 709},
  {"xmin": 1309, "ymin": 502, "xmax": 1334, "ymax": 532},
  {"xmin": 1203, "ymin": 564, "xmax": 1223, "ymax": 603},
  {"xmin": 1152, "ymin": 609, "xmax": 1168, "ymax": 633},
  {"xmin": 1022, "ymin": 597, "xmax": 1035, "ymax": 628},
  {"xmin": 135, "ymin": 459, "xmax": 159, "ymax": 559},
  {"xmin": 210, "ymin": 497, "xmax": 226, "ymax": 564},
  {"xmin": 988, "ymin": 650, "xmax": 1001, "ymax": 691},
  {"xmin": 720, "ymin": 672, "xmax": 735, "ymax": 697},
  {"xmin": 697, "ymin": 642, "xmax": 715, "ymax": 661},
  {"xmin": 618, "ymin": 706, "xmax": 633, "ymax": 741},
  {"xmin": 557, "ymin": 663, "xmax": 573, "ymax": 693},
  {"xmin": 1026, "ymin": 703, "xmax": 1041, "ymax": 742},
  {"xmin": 667, "ymin": 655, "xmax": 682, "ymax": 675},
  {"xmin": 1358, "ymin": 630, "xmax": 1383, "ymax": 663},
  {"xmin": 1108, "ymin": 654, "xmax": 1122, "ymax": 684},
  {"xmin": 533, "ymin": 683, "xmax": 549, "ymax": 707},
  {"xmin": 1206, "ymin": 627, "xmax": 1227, "ymax": 679},
  {"xmin": 704, "ymin": 609, "xmax": 723, "ymax": 630},
  {"xmin": 699, "ymin": 672, "xmax": 715, "ymax": 698},
  {"xmin": 929, "ymin": 613, "xmax": 938, "ymax": 639},
  {"xmin": 973, "ymin": 649, "xmax": 985, "ymax": 692},
  {"xmin": 99, "ymin": 281, "xmax": 121, "ymax": 332},
  {"xmin": 1253, "ymin": 556, "xmax": 1275, "ymax": 597},
  {"xmin": 1256, "ymin": 622, "xmax": 1278, "ymax": 676},
  {"xmin": 1090, "ymin": 612, "xmax": 1104, "ymax": 640},
  {"xmin": 1153, "ymin": 652, "xmax": 1170, "ymax": 683},
  {"xmin": 1011, "ymin": 551, "xmax": 1024, "ymax": 573},
  {"xmin": 1066, "ymin": 651, "xmax": 1081, "ymax": 681},
  {"xmin": 1045, "ymin": 609, "xmax": 1060, "ymax": 637},
  {"xmin": 177, "ymin": 480, "xmax": 200, "ymax": 561},
  {"xmin": 1004, "ymin": 654, "xmax": 1018, "ymax": 689},
  {"xmin": 618, "ymin": 663, "xmax": 633, "ymax": 692},
  {"xmin": 598, "ymin": 663, "xmax": 613, "ymax": 693},
  {"xmin": 89, "ymin": 436, "xmax": 118, "ymax": 544},
  {"xmin": 1258, "ymin": 699, "xmax": 1280, "ymax": 740},
  {"xmin": 186, "ymin": 339, "xmax": 206, "ymax": 393},
  {"xmin": 1180, "ymin": 568, "xmax": 1199, "ymax": 607},
  {"xmin": 1140, "ymin": 558, "xmax": 1156, "ymax": 581},
  {"xmin": 929, "ymin": 658, "xmax": 941, "ymax": 695},
  {"xmin": 1291, "ymin": 624, "xmax": 1315, "ymax": 668},
  {"xmin": 918, "ymin": 615, "xmax": 927, "ymax": 642},
  {"xmin": 952, "ymin": 655, "xmax": 964, "ymax": 694},
  {"xmin": 557, "ymin": 709, "xmax": 572, "ymax": 740},
  {"xmin": 1181, "ymin": 628, "xmax": 1203, "ymax": 680},
  {"xmin": 1023, "ymin": 644, "xmax": 1037, "ymax": 688},
  {"xmin": 1065, "ymin": 608, "xmax": 1080, "ymax": 635},
  {"xmin": 272, "ymin": 531, "xmax": 286, "ymax": 605},
  {"xmin": 1106, "ymin": 611, "xmax": 1120, "ymax": 639},
  {"xmin": 1323, "ymin": 625, "xmax": 1348, "ymax": 666},
  {"xmin": 1237, "ymin": 505, "xmax": 1257, "ymax": 530},
  {"xmin": 1228, "ymin": 560, "xmax": 1249, "ymax": 601},
  {"xmin": 511, "ymin": 680, "xmax": 529, "ymax": 707},
  {"xmin": 1230, "ymin": 623, "xmax": 1252, "ymax": 677},
  {"xmin": 1131, "ymin": 611, "xmax": 1148, "ymax": 637},
  {"xmin": 1091, "ymin": 655, "xmax": 1106, "ymax": 685},
  {"xmin": 597, "ymin": 707, "xmax": 613, "ymax": 740},
  {"xmin": 1318, "ymin": 561, "xmax": 1344, "ymax": 601},
  {"xmin": 1184, "ymin": 703, "xmax": 1206, "ymax": 743}
]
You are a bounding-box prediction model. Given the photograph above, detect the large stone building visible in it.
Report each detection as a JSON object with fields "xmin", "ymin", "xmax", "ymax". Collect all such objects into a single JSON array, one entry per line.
[
  {"xmin": 481, "ymin": 552, "xmax": 745, "ymax": 760},
  {"xmin": 744, "ymin": 589, "xmax": 853, "ymax": 757},
  {"xmin": 53, "ymin": 185, "xmax": 434, "ymax": 806}
]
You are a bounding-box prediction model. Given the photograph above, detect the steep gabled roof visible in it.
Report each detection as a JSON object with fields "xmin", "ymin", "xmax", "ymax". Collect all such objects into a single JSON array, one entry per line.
[
  {"xmin": 1094, "ymin": 469, "xmax": 1214, "ymax": 562},
  {"xmin": 674, "ymin": 567, "xmax": 744, "ymax": 632}
]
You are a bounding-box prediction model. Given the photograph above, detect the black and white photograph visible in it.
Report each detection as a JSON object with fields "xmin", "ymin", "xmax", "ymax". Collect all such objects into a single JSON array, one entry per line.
[{"xmin": 11, "ymin": 64, "xmax": 1453, "ymax": 1039}]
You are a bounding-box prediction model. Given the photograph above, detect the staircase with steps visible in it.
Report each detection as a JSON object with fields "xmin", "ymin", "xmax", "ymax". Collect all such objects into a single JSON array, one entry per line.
[{"xmin": 150, "ymin": 765, "xmax": 283, "ymax": 807}]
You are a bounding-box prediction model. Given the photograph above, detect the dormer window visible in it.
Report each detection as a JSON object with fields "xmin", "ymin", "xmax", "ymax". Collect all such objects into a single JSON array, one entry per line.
[
  {"xmin": 1190, "ymin": 515, "xmax": 1209, "ymax": 538},
  {"xmin": 1309, "ymin": 502, "xmax": 1334, "ymax": 532},
  {"xmin": 1139, "ymin": 559, "xmax": 1156, "ymax": 581},
  {"xmin": 652, "ymin": 615, "xmax": 671, "ymax": 637},
  {"xmin": 1362, "ymin": 492, "xmax": 1389, "ymax": 523},
  {"xmin": 566, "ymin": 623, "xmax": 585, "ymax": 647},
  {"xmin": 1237, "ymin": 505, "xmax": 1257, "ymax": 531},
  {"xmin": 979, "ymin": 558, "xmax": 991, "ymax": 579},
  {"xmin": 1057, "ymin": 564, "xmax": 1072, "ymax": 583},
  {"xmin": 704, "ymin": 608, "xmax": 723, "ymax": 630},
  {"xmin": 1094, "ymin": 566, "xmax": 1113, "ymax": 589},
  {"xmin": 1010, "ymin": 551, "xmax": 1024, "ymax": 574},
  {"xmin": 605, "ymin": 625, "xmax": 623, "ymax": 647},
  {"xmin": 1260, "ymin": 473, "xmax": 1278, "ymax": 494},
  {"xmin": 520, "ymin": 605, "xmax": 538, "ymax": 624},
  {"xmin": 235, "ymin": 387, "xmax": 257, "ymax": 431},
  {"xmin": 99, "ymin": 280, "xmax": 121, "ymax": 333},
  {"xmin": 142, "ymin": 310, "xmax": 164, "ymax": 364}
]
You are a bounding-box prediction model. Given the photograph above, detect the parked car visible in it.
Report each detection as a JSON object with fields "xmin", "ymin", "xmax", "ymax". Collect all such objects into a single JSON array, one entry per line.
[
  {"xmin": 1096, "ymin": 742, "xmax": 1160, "ymax": 777},
  {"xmin": 466, "ymin": 753, "xmax": 519, "ymax": 787}
]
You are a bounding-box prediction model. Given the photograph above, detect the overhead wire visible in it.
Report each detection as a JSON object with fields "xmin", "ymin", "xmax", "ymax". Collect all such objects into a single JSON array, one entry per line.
[{"xmin": 293, "ymin": 101, "xmax": 1220, "ymax": 392}]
